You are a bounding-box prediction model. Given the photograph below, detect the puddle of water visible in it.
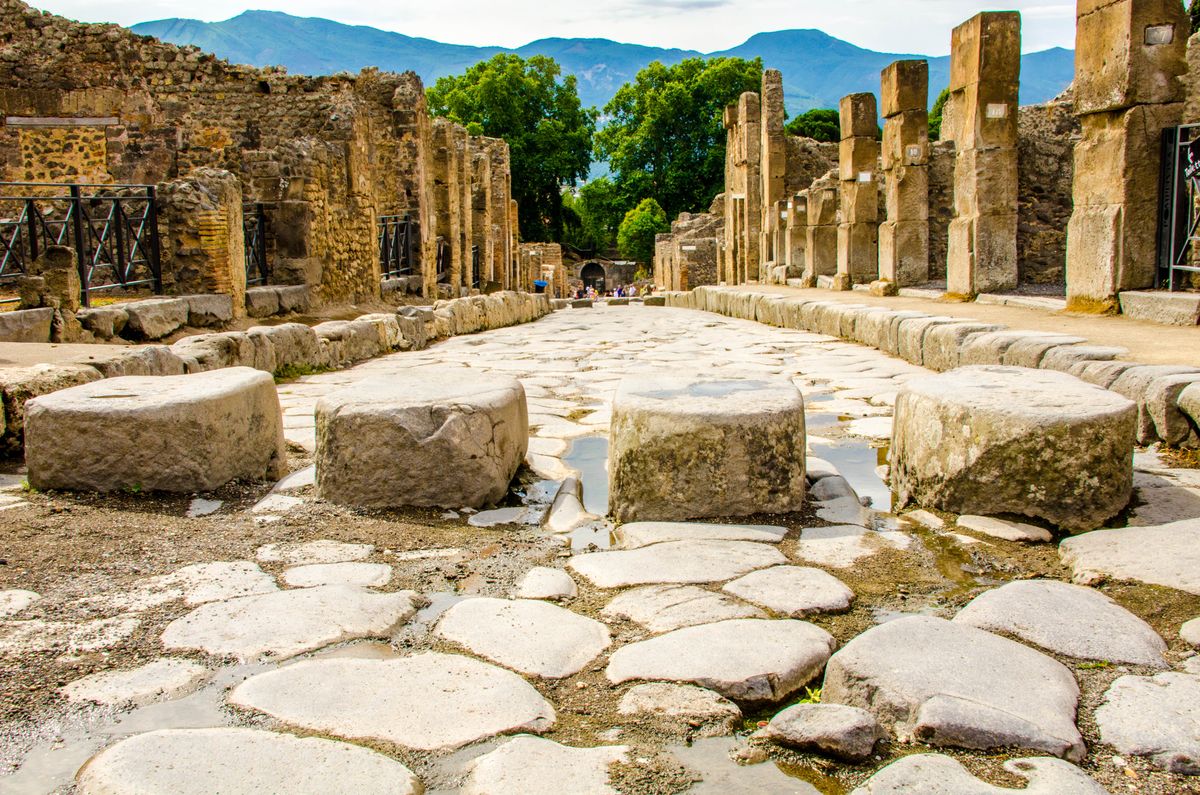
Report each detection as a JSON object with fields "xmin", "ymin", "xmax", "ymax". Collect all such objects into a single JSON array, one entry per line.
[
  {"xmin": 636, "ymin": 379, "xmax": 774, "ymax": 400},
  {"xmin": 410, "ymin": 592, "xmax": 463, "ymax": 631},
  {"xmin": 668, "ymin": 736, "xmax": 835, "ymax": 794},
  {"xmin": 310, "ymin": 641, "xmax": 400, "ymax": 660},
  {"xmin": 811, "ymin": 439, "xmax": 893, "ymax": 510},
  {"xmin": 566, "ymin": 521, "xmax": 617, "ymax": 552},
  {"xmin": 562, "ymin": 436, "xmax": 609, "ymax": 516}
]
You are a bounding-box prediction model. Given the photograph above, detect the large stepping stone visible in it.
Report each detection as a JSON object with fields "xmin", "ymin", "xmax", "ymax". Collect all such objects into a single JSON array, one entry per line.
[
  {"xmin": 607, "ymin": 373, "xmax": 807, "ymax": 521},
  {"xmin": 434, "ymin": 597, "xmax": 609, "ymax": 678},
  {"xmin": 257, "ymin": 540, "xmax": 373, "ymax": 565},
  {"xmin": 617, "ymin": 521, "xmax": 787, "ymax": 549},
  {"xmin": 602, "ymin": 585, "xmax": 764, "ymax": 633},
  {"xmin": 1059, "ymin": 518, "xmax": 1200, "ymax": 595},
  {"xmin": 617, "ymin": 683, "xmax": 741, "ymax": 734},
  {"xmin": 515, "ymin": 567, "xmax": 577, "ymax": 600},
  {"xmin": 107, "ymin": 561, "xmax": 278, "ymax": 612},
  {"xmin": 722, "ymin": 566, "xmax": 854, "ymax": 616},
  {"xmin": 849, "ymin": 753, "xmax": 1108, "ymax": 794},
  {"xmin": 25, "ymin": 368, "xmax": 287, "ymax": 492},
  {"xmin": 822, "ymin": 615, "xmax": 1085, "ymax": 760},
  {"xmin": 75, "ymin": 728, "xmax": 421, "ymax": 795},
  {"xmin": 953, "ymin": 579, "xmax": 1167, "ymax": 667},
  {"xmin": 606, "ymin": 618, "xmax": 835, "ymax": 707},
  {"xmin": 62, "ymin": 659, "xmax": 208, "ymax": 707},
  {"xmin": 282, "ymin": 563, "xmax": 392, "ymax": 588},
  {"xmin": 1095, "ymin": 671, "xmax": 1200, "ymax": 773},
  {"xmin": 569, "ymin": 540, "xmax": 786, "ymax": 588},
  {"xmin": 315, "ymin": 372, "xmax": 527, "ymax": 508},
  {"xmin": 229, "ymin": 653, "xmax": 555, "ymax": 751},
  {"xmin": 462, "ymin": 736, "xmax": 627, "ymax": 795},
  {"xmin": 793, "ymin": 525, "xmax": 908, "ymax": 568},
  {"xmin": 891, "ymin": 366, "xmax": 1135, "ymax": 532},
  {"xmin": 161, "ymin": 585, "xmax": 419, "ymax": 661},
  {"xmin": 758, "ymin": 703, "xmax": 884, "ymax": 761}
]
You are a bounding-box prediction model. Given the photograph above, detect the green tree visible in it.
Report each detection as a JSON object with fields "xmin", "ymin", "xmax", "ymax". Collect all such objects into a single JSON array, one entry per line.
[
  {"xmin": 427, "ymin": 54, "xmax": 597, "ymax": 242},
  {"xmin": 617, "ymin": 198, "xmax": 670, "ymax": 264},
  {"xmin": 562, "ymin": 177, "xmax": 624, "ymax": 253},
  {"xmin": 595, "ymin": 57, "xmax": 763, "ymax": 223},
  {"xmin": 1191, "ymin": 0, "xmax": 1200, "ymax": 35},
  {"xmin": 928, "ymin": 87, "xmax": 951, "ymax": 141},
  {"xmin": 784, "ymin": 108, "xmax": 840, "ymax": 142}
]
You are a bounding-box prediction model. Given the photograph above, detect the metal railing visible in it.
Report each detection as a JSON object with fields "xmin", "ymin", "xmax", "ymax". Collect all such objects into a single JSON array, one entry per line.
[
  {"xmin": 1157, "ymin": 124, "xmax": 1200, "ymax": 290},
  {"xmin": 0, "ymin": 183, "xmax": 161, "ymax": 306},
  {"xmin": 435, "ymin": 237, "xmax": 451, "ymax": 284},
  {"xmin": 379, "ymin": 214, "xmax": 416, "ymax": 279},
  {"xmin": 243, "ymin": 202, "xmax": 271, "ymax": 285},
  {"xmin": 471, "ymin": 245, "xmax": 481, "ymax": 289}
]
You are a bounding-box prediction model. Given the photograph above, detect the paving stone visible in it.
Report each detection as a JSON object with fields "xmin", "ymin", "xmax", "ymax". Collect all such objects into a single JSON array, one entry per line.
[
  {"xmin": 1183, "ymin": 617, "xmax": 1200, "ymax": 647},
  {"xmin": 845, "ymin": 416, "xmax": 893, "ymax": 439},
  {"xmin": 792, "ymin": 525, "xmax": 907, "ymax": 568},
  {"xmin": 103, "ymin": 561, "xmax": 279, "ymax": 612},
  {"xmin": 282, "ymin": 563, "xmax": 392, "ymax": 588},
  {"xmin": 823, "ymin": 615, "xmax": 1084, "ymax": 760},
  {"xmin": 569, "ymin": 540, "xmax": 786, "ymax": 588},
  {"xmin": 617, "ymin": 521, "xmax": 787, "ymax": 549},
  {"xmin": 0, "ymin": 589, "xmax": 39, "ymax": 618},
  {"xmin": 1095, "ymin": 671, "xmax": 1200, "ymax": 773},
  {"xmin": 606, "ymin": 618, "xmax": 836, "ymax": 707},
  {"xmin": 809, "ymin": 476, "xmax": 858, "ymax": 502},
  {"xmin": 617, "ymin": 682, "xmax": 742, "ymax": 733},
  {"xmin": 434, "ymin": 597, "xmax": 609, "ymax": 678},
  {"xmin": 256, "ymin": 540, "xmax": 374, "ymax": 565},
  {"xmin": 61, "ymin": 659, "xmax": 208, "ymax": 706},
  {"xmin": 902, "ymin": 509, "xmax": 945, "ymax": 530},
  {"xmin": 251, "ymin": 494, "xmax": 304, "ymax": 515},
  {"xmin": 229, "ymin": 653, "xmax": 555, "ymax": 751},
  {"xmin": 722, "ymin": 566, "xmax": 854, "ymax": 617},
  {"xmin": 515, "ymin": 567, "xmax": 577, "ymax": 600},
  {"xmin": 75, "ymin": 728, "xmax": 421, "ymax": 795},
  {"xmin": 186, "ymin": 498, "xmax": 222, "ymax": 518},
  {"xmin": 602, "ymin": 585, "xmax": 764, "ymax": 633},
  {"xmin": 161, "ymin": 585, "xmax": 419, "ymax": 661},
  {"xmin": 462, "ymin": 735, "xmax": 627, "ymax": 795},
  {"xmin": 953, "ymin": 579, "xmax": 1167, "ymax": 667},
  {"xmin": 848, "ymin": 753, "xmax": 1108, "ymax": 794},
  {"xmin": 467, "ymin": 506, "xmax": 542, "ymax": 527},
  {"xmin": 1059, "ymin": 518, "xmax": 1200, "ymax": 595},
  {"xmin": 271, "ymin": 465, "xmax": 316, "ymax": 493},
  {"xmin": 956, "ymin": 515, "xmax": 1052, "ymax": 543},
  {"xmin": 759, "ymin": 703, "xmax": 884, "ymax": 761},
  {"xmin": 0, "ymin": 616, "xmax": 140, "ymax": 656}
]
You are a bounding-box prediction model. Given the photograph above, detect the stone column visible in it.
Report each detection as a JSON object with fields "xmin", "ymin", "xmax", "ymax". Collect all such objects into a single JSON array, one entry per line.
[
  {"xmin": 785, "ymin": 190, "xmax": 808, "ymax": 280},
  {"xmin": 879, "ymin": 60, "xmax": 931, "ymax": 287},
  {"xmin": 720, "ymin": 104, "xmax": 737, "ymax": 285},
  {"xmin": 760, "ymin": 70, "xmax": 787, "ymax": 270},
  {"xmin": 508, "ymin": 198, "xmax": 520, "ymax": 289},
  {"xmin": 835, "ymin": 93, "xmax": 880, "ymax": 290},
  {"xmin": 805, "ymin": 175, "xmax": 839, "ymax": 283},
  {"xmin": 944, "ymin": 11, "xmax": 1021, "ymax": 296},
  {"xmin": 451, "ymin": 125, "xmax": 470, "ymax": 295},
  {"xmin": 655, "ymin": 233, "xmax": 672, "ymax": 290},
  {"xmin": 739, "ymin": 92, "xmax": 762, "ymax": 282},
  {"xmin": 470, "ymin": 148, "xmax": 492, "ymax": 285},
  {"xmin": 1065, "ymin": 0, "xmax": 1188, "ymax": 312}
]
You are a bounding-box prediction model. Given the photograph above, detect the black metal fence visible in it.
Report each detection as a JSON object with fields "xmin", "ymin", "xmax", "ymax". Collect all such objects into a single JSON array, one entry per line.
[
  {"xmin": 1157, "ymin": 124, "xmax": 1200, "ymax": 290},
  {"xmin": 471, "ymin": 245, "xmax": 481, "ymax": 289},
  {"xmin": 435, "ymin": 237, "xmax": 451, "ymax": 284},
  {"xmin": 243, "ymin": 202, "xmax": 271, "ymax": 286},
  {"xmin": 379, "ymin": 214, "xmax": 416, "ymax": 279},
  {"xmin": 0, "ymin": 182, "xmax": 162, "ymax": 306}
]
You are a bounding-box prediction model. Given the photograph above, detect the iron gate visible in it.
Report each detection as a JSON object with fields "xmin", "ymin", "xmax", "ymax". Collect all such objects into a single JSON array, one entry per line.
[
  {"xmin": 435, "ymin": 237, "xmax": 451, "ymax": 284},
  {"xmin": 1157, "ymin": 123, "xmax": 1200, "ymax": 290},
  {"xmin": 0, "ymin": 182, "xmax": 162, "ymax": 306},
  {"xmin": 379, "ymin": 214, "xmax": 416, "ymax": 279},
  {"xmin": 471, "ymin": 245, "xmax": 481, "ymax": 289},
  {"xmin": 243, "ymin": 202, "xmax": 271, "ymax": 286}
]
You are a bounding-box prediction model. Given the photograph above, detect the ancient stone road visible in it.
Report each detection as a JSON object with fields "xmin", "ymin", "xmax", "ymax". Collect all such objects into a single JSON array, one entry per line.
[{"xmin": 3, "ymin": 303, "xmax": 1200, "ymax": 793}]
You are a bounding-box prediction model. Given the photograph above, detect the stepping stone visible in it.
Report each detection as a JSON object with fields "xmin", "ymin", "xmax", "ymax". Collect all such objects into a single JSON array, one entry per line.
[
  {"xmin": 282, "ymin": 563, "xmax": 392, "ymax": 589},
  {"xmin": 186, "ymin": 498, "xmax": 222, "ymax": 518},
  {"xmin": 434, "ymin": 598, "xmax": 609, "ymax": 678},
  {"xmin": 1184, "ymin": 617, "xmax": 1200, "ymax": 647},
  {"xmin": 953, "ymin": 579, "xmax": 1167, "ymax": 668},
  {"xmin": 271, "ymin": 465, "xmax": 316, "ymax": 493},
  {"xmin": 468, "ymin": 506, "xmax": 542, "ymax": 527},
  {"xmin": 902, "ymin": 509, "xmax": 945, "ymax": 530},
  {"xmin": 106, "ymin": 562, "xmax": 278, "ymax": 612},
  {"xmin": 608, "ymin": 373, "xmax": 807, "ymax": 521},
  {"xmin": 75, "ymin": 728, "xmax": 421, "ymax": 795},
  {"xmin": 515, "ymin": 567, "xmax": 577, "ymax": 600},
  {"xmin": 617, "ymin": 521, "xmax": 787, "ymax": 549},
  {"xmin": 61, "ymin": 659, "xmax": 208, "ymax": 706},
  {"xmin": 722, "ymin": 566, "xmax": 854, "ymax": 617},
  {"xmin": 848, "ymin": 753, "xmax": 1108, "ymax": 794},
  {"xmin": 606, "ymin": 618, "xmax": 835, "ymax": 707},
  {"xmin": 0, "ymin": 616, "xmax": 139, "ymax": 656},
  {"xmin": 0, "ymin": 589, "xmax": 39, "ymax": 619},
  {"xmin": 814, "ymin": 498, "xmax": 874, "ymax": 527},
  {"xmin": 251, "ymin": 494, "xmax": 303, "ymax": 515},
  {"xmin": 229, "ymin": 653, "xmax": 555, "ymax": 752},
  {"xmin": 462, "ymin": 736, "xmax": 627, "ymax": 795},
  {"xmin": 956, "ymin": 515, "xmax": 1052, "ymax": 543},
  {"xmin": 161, "ymin": 585, "xmax": 419, "ymax": 661},
  {"xmin": 891, "ymin": 366, "xmax": 1135, "ymax": 532},
  {"xmin": 602, "ymin": 585, "xmax": 764, "ymax": 633},
  {"xmin": 793, "ymin": 525, "xmax": 906, "ymax": 568},
  {"xmin": 617, "ymin": 683, "xmax": 741, "ymax": 735},
  {"xmin": 758, "ymin": 703, "xmax": 884, "ymax": 761},
  {"xmin": 315, "ymin": 372, "xmax": 528, "ymax": 508},
  {"xmin": 256, "ymin": 540, "xmax": 374, "ymax": 565},
  {"xmin": 25, "ymin": 368, "xmax": 287, "ymax": 492},
  {"xmin": 569, "ymin": 540, "xmax": 786, "ymax": 588},
  {"xmin": 845, "ymin": 416, "xmax": 893, "ymax": 439},
  {"xmin": 823, "ymin": 615, "xmax": 1084, "ymax": 761},
  {"xmin": 1095, "ymin": 671, "xmax": 1200, "ymax": 773},
  {"xmin": 1059, "ymin": 519, "xmax": 1200, "ymax": 595}
]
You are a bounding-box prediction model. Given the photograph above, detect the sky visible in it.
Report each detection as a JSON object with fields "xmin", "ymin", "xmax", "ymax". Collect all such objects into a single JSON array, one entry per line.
[{"xmin": 31, "ymin": 0, "xmax": 1078, "ymax": 54}]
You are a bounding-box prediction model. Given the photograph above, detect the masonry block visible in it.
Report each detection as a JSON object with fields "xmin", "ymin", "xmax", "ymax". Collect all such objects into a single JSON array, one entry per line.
[
  {"xmin": 1074, "ymin": 0, "xmax": 1188, "ymax": 115},
  {"xmin": 881, "ymin": 60, "xmax": 929, "ymax": 117}
]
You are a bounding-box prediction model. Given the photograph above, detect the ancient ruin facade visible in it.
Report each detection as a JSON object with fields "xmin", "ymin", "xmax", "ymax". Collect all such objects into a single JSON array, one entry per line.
[
  {"xmin": 653, "ymin": 201, "xmax": 722, "ymax": 292},
  {"xmin": 0, "ymin": 0, "xmax": 519, "ymax": 312},
  {"xmin": 517, "ymin": 242, "xmax": 565, "ymax": 296}
]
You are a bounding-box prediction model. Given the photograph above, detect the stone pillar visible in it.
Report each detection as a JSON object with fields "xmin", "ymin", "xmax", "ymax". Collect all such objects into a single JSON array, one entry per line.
[
  {"xmin": 805, "ymin": 175, "xmax": 840, "ymax": 283},
  {"xmin": 471, "ymin": 148, "xmax": 492, "ymax": 286},
  {"xmin": 1066, "ymin": 0, "xmax": 1188, "ymax": 312},
  {"xmin": 451, "ymin": 125, "xmax": 470, "ymax": 295},
  {"xmin": 739, "ymin": 92, "xmax": 762, "ymax": 282},
  {"xmin": 431, "ymin": 119, "xmax": 454, "ymax": 295},
  {"xmin": 879, "ymin": 60, "xmax": 931, "ymax": 287},
  {"xmin": 944, "ymin": 12, "xmax": 1021, "ymax": 296},
  {"xmin": 785, "ymin": 190, "xmax": 808, "ymax": 280},
  {"xmin": 158, "ymin": 167, "xmax": 246, "ymax": 318},
  {"xmin": 835, "ymin": 93, "xmax": 880, "ymax": 290},
  {"xmin": 509, "ymin": 198, "xmax": 520, "ymax": 289},
  {"xmin": 760, "ymin": 70, "xmax": 787, "ymax": 270},
  {"xmin": 720, "ymin": 104, "xmax": 737, "ymax": 285}
]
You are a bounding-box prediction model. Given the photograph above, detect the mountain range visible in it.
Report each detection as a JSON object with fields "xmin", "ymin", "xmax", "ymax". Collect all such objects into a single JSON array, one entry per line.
[{"xmin": 131, "ymin": 11, "xmax": 1075, "ymax": 116}]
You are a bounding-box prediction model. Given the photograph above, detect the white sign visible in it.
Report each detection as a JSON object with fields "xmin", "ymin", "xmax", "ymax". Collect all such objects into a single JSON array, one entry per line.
[
  {"xmin": 681, "ymin": 245, "xmax": 698, "ymax": 251},
  {"xmin": 1145, "ymin": 24, "xmax": 1175, "ymax": 45},
  {"xmin": 857, "ymin": 172, "xmax": 873, "ymax": 183},
  {"xmin": 780, "ymin": 211, "xmax": 788, "ymax": 219},
  {"xmin": 906, "ymin": 145, "xmax": 922, "ymax": 160},
  {"xmin": 985, "ymin": 103, "xmax": 1008, "ymax": 119}
]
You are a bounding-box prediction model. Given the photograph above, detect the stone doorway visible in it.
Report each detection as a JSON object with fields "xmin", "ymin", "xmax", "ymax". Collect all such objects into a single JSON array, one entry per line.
[{"xmin": 580, "ymin": 261, "xmax": 606, "ymax": 291}]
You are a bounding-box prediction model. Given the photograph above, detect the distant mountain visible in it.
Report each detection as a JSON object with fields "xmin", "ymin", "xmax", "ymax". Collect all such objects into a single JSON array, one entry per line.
[{"xmin": 131, "ymin": 12, "xmax": 1074, "ymax": 115}]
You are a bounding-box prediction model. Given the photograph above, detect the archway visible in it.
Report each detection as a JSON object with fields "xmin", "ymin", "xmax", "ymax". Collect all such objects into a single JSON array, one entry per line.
[{"xmin": 580, "ymin": 262, "xmax": 606, "ymax": 291}]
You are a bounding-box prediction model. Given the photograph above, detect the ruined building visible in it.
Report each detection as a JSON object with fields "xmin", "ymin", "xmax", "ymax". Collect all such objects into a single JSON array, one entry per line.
[{"xmin": 0, "ymin": 0, "xmax": 523, "ymax": 315}]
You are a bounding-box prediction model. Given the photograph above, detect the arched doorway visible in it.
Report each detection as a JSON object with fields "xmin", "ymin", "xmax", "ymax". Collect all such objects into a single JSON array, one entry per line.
[{"xmin": 580, "ymin": 262, "xmax": 606, "ymax": 291}]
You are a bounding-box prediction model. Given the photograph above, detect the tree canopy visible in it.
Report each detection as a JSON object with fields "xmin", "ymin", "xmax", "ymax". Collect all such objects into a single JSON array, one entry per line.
[
  {"xmin": 562, "ymin": 177, "xmax": 624, "ymax": 253},
  {"xmin": 595, "ymin": 56, "xmax": 763, "ymax": 223},
  {"xmin": 427, "ymin": 53, "xmax": 597, "ymax": 242},
  {"xmin": 617, "ymin": 197, "xmax": 669, "ymax": 265},
  {"xmin": 928, "ymin": 87, "xmax": 951, "ymax": 141},
  {"xmin": 784, "ymin": 108, "xmax": 840, "ymax": 142}
]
